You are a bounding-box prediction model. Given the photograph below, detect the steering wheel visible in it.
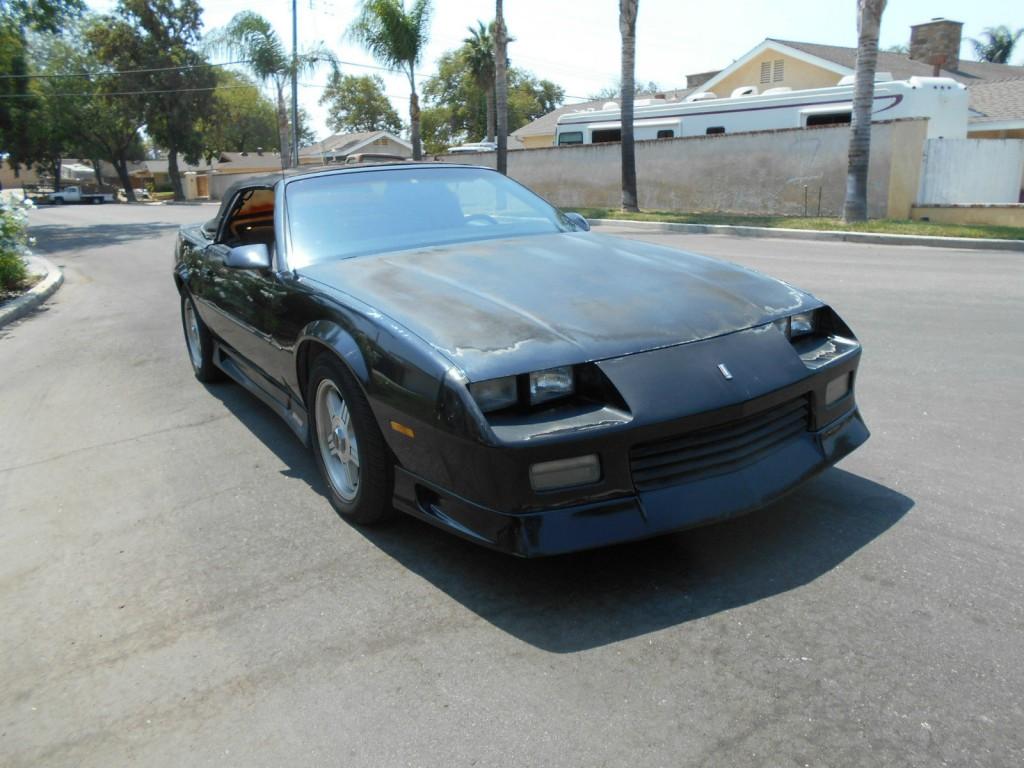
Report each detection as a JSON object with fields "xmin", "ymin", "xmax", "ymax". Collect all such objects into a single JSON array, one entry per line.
[{"xmin": 464, "ymin": 213, "xmax": 499, "ymax": 226}]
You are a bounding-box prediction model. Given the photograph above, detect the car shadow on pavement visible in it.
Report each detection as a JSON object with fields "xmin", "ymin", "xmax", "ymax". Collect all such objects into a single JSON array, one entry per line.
[
  {"xmin": 208, "ymin": 380, "xmax": 913, "ymax": 653},
  {"xmin": 29, "ymin": 222, "xmax": 181, "ymax": 253}
]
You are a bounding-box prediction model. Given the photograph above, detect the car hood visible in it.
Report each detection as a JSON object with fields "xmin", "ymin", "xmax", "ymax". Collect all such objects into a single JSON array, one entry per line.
[{"xmin": 298, "ymin": 232, "xmax": 819, "ymax": 380}]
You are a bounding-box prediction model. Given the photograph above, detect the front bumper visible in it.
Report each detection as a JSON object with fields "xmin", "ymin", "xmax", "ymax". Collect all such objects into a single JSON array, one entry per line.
[{"xmin": 392, "ymin": 405, "xmax": 869, "ymax": 557}]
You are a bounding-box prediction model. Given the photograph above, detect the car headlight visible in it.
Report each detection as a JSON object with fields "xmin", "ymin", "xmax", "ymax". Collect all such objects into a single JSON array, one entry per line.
[
  {"xmin": 469, "ymin": 376, "xmax": 518, "ymax": 413},
  {"xmin": 773, "ymin": 310, "xmax": 818, "ymax": 339},
  {"xmin": 469, "ymin": 366, "xmax": 577, "ymax": 413},
  {"xmin": 529, "ymin": 366, "xmax": 574, "ymax": 405}
]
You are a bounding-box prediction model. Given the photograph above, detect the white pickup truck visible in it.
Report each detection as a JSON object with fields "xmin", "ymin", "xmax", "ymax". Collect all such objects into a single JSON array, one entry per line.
[{"xmin": 48, "ymin": 186, "xmax": 115, "ymax": 205}]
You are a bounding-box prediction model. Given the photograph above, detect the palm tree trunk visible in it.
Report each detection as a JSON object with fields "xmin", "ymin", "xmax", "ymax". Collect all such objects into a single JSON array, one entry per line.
[
  {"xmin": 485, "ymin": 85, "xmax": 495, "ymax": 143},
  {"xmin": 620, "ymin": 0, "xmax": 639, "ymax": 212},
  {"xmin": 276, "ymin": 81, "xmax": 291, "ymax": 169},
  {"xmin": 495, "ymin": 0, "xmax": 508, "ymax": 174},
  {"xmin": 409, "ymin": 69, "xmax": 422, "ymax": 160},
  {"xmin": 843, "ymin": 0, "xmax": 886, "ymax": 223}
]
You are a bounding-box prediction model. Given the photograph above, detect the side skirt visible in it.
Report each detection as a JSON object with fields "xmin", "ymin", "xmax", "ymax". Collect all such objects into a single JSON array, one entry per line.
[{"xmin": 212, "ymin": 340, "xmax": 310, "ymax": 446}]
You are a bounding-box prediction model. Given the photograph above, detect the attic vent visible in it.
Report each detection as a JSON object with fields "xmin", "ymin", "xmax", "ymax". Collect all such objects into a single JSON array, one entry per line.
[
  {"xmin": 773, "ymin": 59, "xmax": 784, "ymax": 82},
  {"xmin": 760, "ymin": 61, "xmax": 771, "ymax": 84}
]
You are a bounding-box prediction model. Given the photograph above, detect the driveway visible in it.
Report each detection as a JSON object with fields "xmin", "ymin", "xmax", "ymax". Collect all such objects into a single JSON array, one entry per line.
[{"xmin": 2, "ymin": 204, "xmax": 1022, "ymax": 766}]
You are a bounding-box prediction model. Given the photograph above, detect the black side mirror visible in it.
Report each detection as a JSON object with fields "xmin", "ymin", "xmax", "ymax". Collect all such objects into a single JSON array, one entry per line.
[
  {"xmin": 225, "ymin": 243, "xmax": 271, "ymax": 270},
  {"xmin": 564, "ymin": 212, "xmax": 590, "ymax": 231}
]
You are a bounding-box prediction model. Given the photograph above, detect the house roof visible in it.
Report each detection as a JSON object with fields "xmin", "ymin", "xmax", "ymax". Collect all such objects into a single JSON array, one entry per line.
[
  {"xmin": 299, "ymin": 130, "xmax": 412, "ymax": 159},
  {"xmin": 512, "ymin": 88, "xmax": 693, "ymax": 140},
  {"xmin": 770, "ymin": 39, "xmax": 1024, "ymax": 85},
  {"xmin": 965, "ymin": 78, "xmax": 1024, "ymax": 123},
  {"xmin": 216, "ymin": 152, "xmax": 285, "ymax": 170}
]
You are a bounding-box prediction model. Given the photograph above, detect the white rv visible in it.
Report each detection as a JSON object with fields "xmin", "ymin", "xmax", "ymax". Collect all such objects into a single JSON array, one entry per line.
[{"xmin": 554, "ymin": 76, "xmax": 967, "ymax": 146}]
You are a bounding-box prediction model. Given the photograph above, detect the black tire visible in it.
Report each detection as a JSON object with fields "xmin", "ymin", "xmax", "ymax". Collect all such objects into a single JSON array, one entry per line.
[
  {"xmin": 179, "ymin": 293, "xmax": 223, "ymax": 382},
  {"xmin": 307, "ymin": 353, "xmax": 395, "ymax": 525},
  {"xmin": 53, "ymin": 197, "xmax": 63, "ymax": 205}
]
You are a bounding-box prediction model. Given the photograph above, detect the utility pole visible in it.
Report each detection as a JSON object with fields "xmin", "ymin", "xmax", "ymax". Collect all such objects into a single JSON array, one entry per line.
[{"xmin": 291, "ymin": 0, "xmax": 300, "ymax": 168}]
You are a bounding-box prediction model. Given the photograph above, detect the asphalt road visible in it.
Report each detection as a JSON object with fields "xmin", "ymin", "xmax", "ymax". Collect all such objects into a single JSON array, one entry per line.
[{"xmin": 2, "ymin": 203, "xmax": 1022, "ymax": 767}]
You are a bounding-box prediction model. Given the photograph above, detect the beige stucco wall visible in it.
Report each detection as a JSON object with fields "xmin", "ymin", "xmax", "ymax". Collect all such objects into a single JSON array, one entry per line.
[
  {"xmin": 0, "ymin": 164, "xmax": 41, "ymax": 189},
  {"xmin": 445, "ymin": 119, "xmax": 928, "ymax": 219},
  {"xmin": 707, "ymin": 50, "xmax": 842, "ymax": 97},
  {"xmin": 911, "ymin": 205, "xmax": 1024, "ymax": 227}
]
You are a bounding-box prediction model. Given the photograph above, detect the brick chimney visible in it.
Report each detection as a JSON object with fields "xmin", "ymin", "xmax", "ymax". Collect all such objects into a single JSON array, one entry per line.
[{"xmin": 909, "ymin": 18, "xmax": 963, "ymax": 71}]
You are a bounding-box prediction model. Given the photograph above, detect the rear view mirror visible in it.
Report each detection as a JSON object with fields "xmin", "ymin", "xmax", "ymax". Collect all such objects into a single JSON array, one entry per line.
[
  {"xmin": 565, "ymin": 212, "xmax": 590, "ymax": 231},
  {"xmin": 226, "ymin": 243, "xmax": 271, "ymax": 270}
]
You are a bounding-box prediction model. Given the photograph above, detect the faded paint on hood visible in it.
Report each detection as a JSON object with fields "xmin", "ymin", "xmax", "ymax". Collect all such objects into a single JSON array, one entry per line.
[{"xmin": 298, "ymin": 232, "xmax": 819, "ymax": 380}]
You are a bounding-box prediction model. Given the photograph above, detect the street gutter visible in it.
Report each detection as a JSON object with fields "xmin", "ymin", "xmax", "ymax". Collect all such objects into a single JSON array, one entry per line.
[
  {"xmin": 0, "ymin": 256, "xmax": 64, "ymax": 329},
  {"xmin": 588, "ymin": 218, "xmax": 1024, "ymax": 252}
]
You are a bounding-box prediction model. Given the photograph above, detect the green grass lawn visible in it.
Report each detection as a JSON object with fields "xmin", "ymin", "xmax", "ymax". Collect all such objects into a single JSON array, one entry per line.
[{"xmin": 572, "ymin": 208, "xmax": 1024, "ymax": 241}]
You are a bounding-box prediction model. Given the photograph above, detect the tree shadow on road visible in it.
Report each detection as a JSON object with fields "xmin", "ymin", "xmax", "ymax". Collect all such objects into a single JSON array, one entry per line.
[
  {"xmin": 29, "ymin": 222, "xmax": 181, "ymax": 254},
  {"xmin": 207, "ymin": 379, "xmax": 913, "ymax": 653}
]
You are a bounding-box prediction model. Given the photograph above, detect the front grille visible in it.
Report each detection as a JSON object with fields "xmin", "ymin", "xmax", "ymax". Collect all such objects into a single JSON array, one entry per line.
[{"xmin": 630, "ymin": 396, "xmax": 811, "ymax": 491}]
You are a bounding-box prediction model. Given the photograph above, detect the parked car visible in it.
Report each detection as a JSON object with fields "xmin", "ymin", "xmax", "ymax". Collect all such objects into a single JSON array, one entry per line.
[
  {"xmin": 173, "ymin": 163, "xmax": 868, "ymax": 556},
  {"xmin": 47, "ymin": 186, "xmax": 114, "ymax": 204}
]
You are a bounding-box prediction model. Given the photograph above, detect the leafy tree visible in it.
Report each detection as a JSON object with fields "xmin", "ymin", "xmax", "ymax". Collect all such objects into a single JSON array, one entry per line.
[
  {"xmin": 211, "ymin": 11, "xmax": 335, "ymax": 168},
  {"xmin": 294, "ymin": 106, "xmax": 317, "ymax": 147},
  {"xmin": 88, "ymin": 0, "xmax": 215, "ymax": 201},
  {"xmin": 462, "ymin": 21, "xmax": 496, "ymax": 142},
  {"xmin": 0, "ymin": 0, "xmax": 83, "ymax": 175},
  {"xmin": 970, "ymin": 26, "xmax": 1023, "ymax": 64},
  {"xmin": 843, "ymin": 0, "xmax": 887, "ymax": 223},
  {"xmin": 420, "ymin": 48, "xmax": 563, "ymax": 154},
  {"xmin": 619, "ymin": 0, "xmax": 639, "ymax": 213},
  {"xmin": 200, "ymin": 70, "xmax": 280, "ymax": 159},
  {"xmin": 319, "ymin": 72, "xmax": 403, "ymax": 134},
  {"xmin": 588, "ymin": 80, "xmax": 661, "ymax": 100},
  {"xmin": 349, "ymin": 0, "xmax": 432, "ymax": 160}
]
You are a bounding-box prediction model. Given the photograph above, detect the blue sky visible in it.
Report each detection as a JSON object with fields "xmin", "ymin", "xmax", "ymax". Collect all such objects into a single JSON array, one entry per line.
[{"xmin": 88, "ymin": 0, "xmax": 1023, "ymax": 139}]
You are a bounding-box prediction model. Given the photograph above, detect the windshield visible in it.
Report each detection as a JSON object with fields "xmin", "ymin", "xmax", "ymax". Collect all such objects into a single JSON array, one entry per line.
[{"xmin": 285, "ymin": 166, "xmax": 576, "ymax": 267}]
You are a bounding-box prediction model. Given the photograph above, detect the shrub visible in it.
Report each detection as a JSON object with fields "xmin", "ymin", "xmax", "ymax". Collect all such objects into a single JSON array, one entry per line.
[{"xmin": 0, "ymin": 197, "xmax": 35, "ymax": 293}]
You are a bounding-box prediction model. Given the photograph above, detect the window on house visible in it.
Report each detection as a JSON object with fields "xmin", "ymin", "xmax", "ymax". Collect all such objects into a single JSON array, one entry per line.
[
  {"xmin": 656, "ymin": 129, "xmax": 674, "ymax": 139},
  {"xmin": 806, "ymin": 112, "xmax": 851, "ymax": 127},
  {"xmin": 773, "ymin": 59, "xmax": 785, "ymax": 82},
  {"xmin": 557, "ymin": 131, "xmax": 583, "ymax": 145},
  {"xmin": 760, "ymin": 61, "xmax": 771, "ymax": 84},
  {"xmin": 591, "ymin": 128, "xmax": 622, "ymax": 143},
  {"xmin": 706, "ymin": 126, "xmax": 726, "ymax": 135}
]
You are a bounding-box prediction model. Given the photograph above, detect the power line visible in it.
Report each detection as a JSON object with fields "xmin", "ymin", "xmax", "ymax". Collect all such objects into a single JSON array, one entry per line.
[
  {"xmin": 0, "ymin": 83, "xmax": 260, "ymax": 99},
  {"xmin": 0, "ymin": 59, "xmax": 252, "ymax": 80}
]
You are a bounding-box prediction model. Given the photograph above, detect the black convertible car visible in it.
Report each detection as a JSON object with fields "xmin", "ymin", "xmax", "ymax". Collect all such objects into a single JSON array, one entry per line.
[{"xmin": 174, "ymin": 163, "xmax": 868, "ymax": 556}]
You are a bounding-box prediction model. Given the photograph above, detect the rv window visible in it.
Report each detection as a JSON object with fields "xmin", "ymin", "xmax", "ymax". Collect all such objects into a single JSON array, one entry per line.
[
  {"xmin": 591, "ymin": 128, "xmax": 622, "ymax": 143},
  {"xmin": 557, "ymin": 131, "xmax": 583, "ymax": 146},
  {"xmin": 706, "ymin": 126, "xmax": 725, "ymax": 135},
  {"xmin": 806, "ymin": 112, "xmax": 851, "ymax": 127},
  {"xmin": 656, "ymin": 129, "xmax": 674, "ymax": 139}
]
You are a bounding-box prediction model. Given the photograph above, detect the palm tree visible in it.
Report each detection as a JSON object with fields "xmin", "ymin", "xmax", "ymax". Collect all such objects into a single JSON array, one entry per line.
[
  {"xmin": 970, "ymin": 26, "xmax": 1024, "ymax": 64},
  {"xmin": 619, "ymin": 0, "xmax": 639, "ymax": 213},
  {"xmin": 212, "ymin": 12, "xmax": 335, "ymax": 169},
  {"xmin": 463, "ymin": 22, "xmax": 495, "ymax": 143},
  {"xmin": 494, "ymin": 0, "xmax": 508, "ymax": 174},
  {"xmin": 350, "ymin": 0, "xmax": 432, "ymax": 160},
  {"xmin": 842, "ymin": 0, "xmax": 886, "ymax": 223}
]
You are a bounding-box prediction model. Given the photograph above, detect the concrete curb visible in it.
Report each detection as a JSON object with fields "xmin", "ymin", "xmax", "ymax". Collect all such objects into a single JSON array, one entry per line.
[
  {"xmin": 588, "ymin": 218, "xmax": 1024, "ymax": 252},
  {"xmin": 0, "ymin": 255, "xmax": 64, "ymax": 329}
]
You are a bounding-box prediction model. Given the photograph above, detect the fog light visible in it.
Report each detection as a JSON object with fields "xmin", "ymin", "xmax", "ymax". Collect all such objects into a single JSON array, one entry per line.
[
  {"xmin": 529, "ymin": 454, "xmax": 601, "ymax": 491},
  {"xmin": 826, "ymin": 373, "xmax": 851, "ymax": 405}
]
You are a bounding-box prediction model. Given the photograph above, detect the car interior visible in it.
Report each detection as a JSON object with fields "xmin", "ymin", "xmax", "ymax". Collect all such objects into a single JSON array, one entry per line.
[{"xmin": 221, "ymin": 187, "xmax": 276, "ymax": 251}]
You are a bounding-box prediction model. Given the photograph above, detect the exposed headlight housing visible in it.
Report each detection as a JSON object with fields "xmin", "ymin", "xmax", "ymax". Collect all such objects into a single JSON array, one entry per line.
[
  {"xmin": 469, "ymin": 376, "xmax": 518, "ymax": 413},
  {"xmin": 469, "ymin": 366, "xmax": 578, "ymax": 413},
  {"xmin": 773, "ymin": 310, "xmax": 818, "ymax": 339},
  {"xmin": 529, "ymin": 366, "xmax": 574, "ymax": 405}
]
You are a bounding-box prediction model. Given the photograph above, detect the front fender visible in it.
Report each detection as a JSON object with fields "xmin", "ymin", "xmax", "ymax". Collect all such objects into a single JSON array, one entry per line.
[{"xmin": 296, "ymin": 319, "xmax": 371, "ymax": 393}]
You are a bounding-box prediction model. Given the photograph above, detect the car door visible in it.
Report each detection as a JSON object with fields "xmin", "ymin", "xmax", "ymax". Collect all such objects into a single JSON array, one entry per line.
[{"xmin": 201, "ymin": 186, "xmax": 310, "ymax": 408}]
